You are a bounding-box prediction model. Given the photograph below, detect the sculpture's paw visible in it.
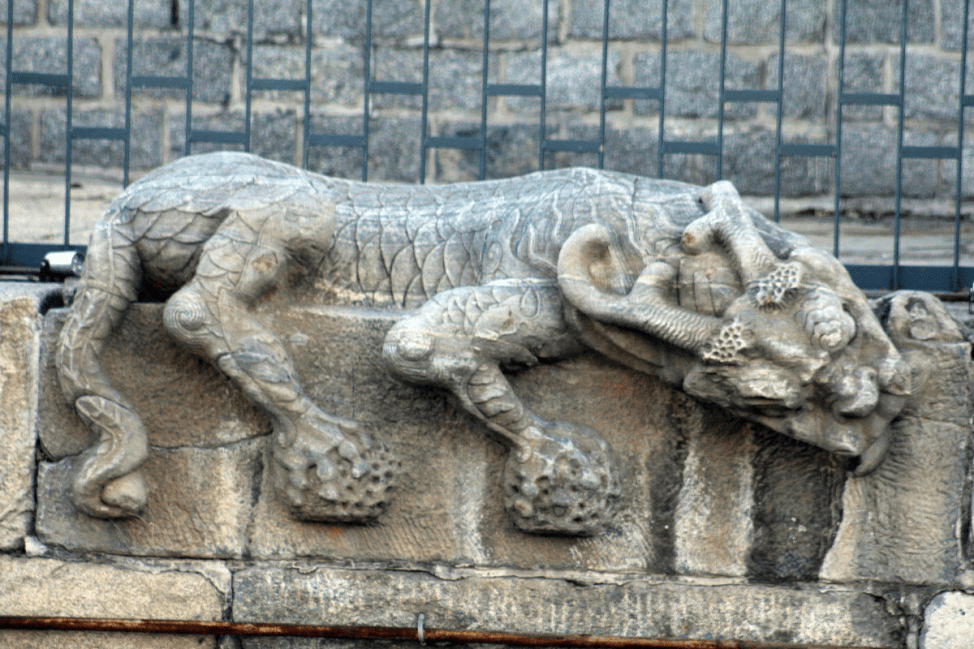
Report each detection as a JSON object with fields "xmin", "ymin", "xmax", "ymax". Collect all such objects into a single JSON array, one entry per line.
[
  {"xmin": 503, "ymin": 423, "xmax": 621, "ymax": 536},
  {"xmin": 272, "ymin": 416, "xmax": 399, "ymax": 523}
]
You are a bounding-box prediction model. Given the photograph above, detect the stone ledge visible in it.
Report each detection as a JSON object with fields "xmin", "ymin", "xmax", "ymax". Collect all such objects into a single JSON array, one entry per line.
[
  {"xmin": 232, "ymin": 565, "xmax": 904, "ymax": 648},
  {"xmin": 0, "ymin": 555, "xmax": 229, "ymax": 620}
]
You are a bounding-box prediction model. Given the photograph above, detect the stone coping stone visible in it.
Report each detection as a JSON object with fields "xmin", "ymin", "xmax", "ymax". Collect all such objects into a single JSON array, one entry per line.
[
  {"xmin": 232, "ymin": 565, "xmax": 904, "ymax": 648},
  {"xmin": 0, "ymin": 283, "xmax": 60, "ymax": 551}
]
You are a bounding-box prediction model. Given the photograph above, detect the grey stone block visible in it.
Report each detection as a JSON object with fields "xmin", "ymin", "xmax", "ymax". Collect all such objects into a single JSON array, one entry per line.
[
  {"xmin": 369, "ymin": 48, "xmax": 498, "ymax": 112},
  {"xmin": 307, "ymin": 114, "xmax": 366, "ymax": 180},
  {"xmin": 833, "ymin": 0, "xmax": 934, "ymax": 44},
  {"xmin": 178, "ymin": 0, "xmax": 300, "ymax": 39},
  {"xmin": 1, "ymin": 110, "xmax": 33, "ymax": 169},
  {"xmin": 0, "ymin": 286, "xmax": 52, "ymax": 551},
  {"xmin": 722, "ymin": 130, "xmax": 833, "ymax": 197},
  {"xmin": 0, "ymin": 630, "xmax": 218, "ymax": 648},
  {"xmin": 433, "ymin": 122, "xmax": 541, "ymax": 182},
  {"xmin": 921, "ymin": 592, "xmax": 974, "ymax": 648},
  {"xmin": 839, "ymin": 125, "xmax": 940, "ymax": 197},
  {"xmin": 0, "ymin": 0, "xmax": 37, "ymax": 25},
  {"xmin": 250, "ymin": 44, "xmax": 363, "ymax": 107},
  {"xmin": 251, "ymin": 110, "xmax": 298, "ymax": 165},
  {"xmin": 0, "ymin": 555, "xmax": 228, "ymax": 619},
  {"xmin": 247, "ymin": 308, "xmax": 480, "ymax": 563},
  {"xmin": 39, "ymin": 108, "xmax": 164, "ymax": 170},
  {"xmin": 902, "ymin": 55, "xmax": 963, "ymax": 122},
  {"xmin": 0, "ymin": 37, "xmax": 101, "ymax": 98},
  {"xmin": 233, "ymin": 567, "xmax": 902, "ymax": 647},
  {"xmin": 37, "ymin": 306, "xmax": 269, "ymax": 461},
  {"xmin": 48, "ymin": 0, "xmax": 171, "ymax": 28},
  {"xmin": 822, "ymin": 329, "xmax": 973, "ymax": 584},
  {"xmin": 505, "ymin": 49, "xmax": 622, "ymax": 112},
  {"xmin": 768, "ymin": 53, "xmax": 827, "ymax": 120},
  {"xmin": 941, "ymin": 0, "xmax": 974, "ymax": 50},
  {"xmin": 36, "ymin": 439, "xmax": 260, "ymax": 558},
  {"xmin": 570, "ymin": 0, "xmax": 693, "ymax": 41},
  {"xmin": 436, "ymin": 0, "xmax": 560, "ymax": 42},
  {"xmin": 703, "ymin": 0, "xmax": 824, "ymax": 44},
  {"xmin": 366, "ymin": 117, "xmax": 423, "ymax": 181},
  {"xmin": 168, "ymin": 111, "xmax": 248, "ymax": 157},
  {"xmin": 115, "ymin": 37, "xmax": 234, "ymax": 104},
  {"xmin": 633, "ymin": 51, "xmax": 760, "ymax": 119},
  {"xmin": 602, "ymin": 126, "xmax": 659, "ymax": 178},
  {"xmin": 311, "ymin": 0, "xmax": 422, "ymax": 41},
  {"xmin": 841, "ymin": 52, "xmax": 885, "ymax": 121}
]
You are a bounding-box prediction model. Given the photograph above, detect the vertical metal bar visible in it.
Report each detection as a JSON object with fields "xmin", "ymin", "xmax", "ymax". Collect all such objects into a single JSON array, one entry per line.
[
  {"xmin": 833, "ymin": 0, "xmax": 849, "ymax": 259},
  {"xmin": 419, "ymin": 0, "xmax": 432, "ymax": 183},
  {"xmin": 244, "ymin": 0, "xmax": 254, "ymax": 152},
  {"xmin": 302, "ymin": 0, "xmax": 312, "ymax": 168},
  {"xmin": 716, "ymin": 0, "xmax": 729, "ymax": 179},
  {"xmin": 657, "ymin": 0, "xmax": 668, "ymax": 179},
  {"xmin": 64, "ymin": 0, "xmax": 74, "ymax": 246},
  {"xmin": 184, "ymin": 0, "xmax": 195, "ymax": 156},
  {"xmin": 539, "ymin": 0, "xmax": 549, "ymax": 170},
  {"xmin": 479, "ymin": 0, "xmax": 491, "ymax": 179},
  {"xmin": 772, "ymin": 0, "xmax": 786, "ymax": 223},
  {"xmin": 892, "ymin": 0, "xmax": 909, "ymax": 290},
  {"xmin": 597, "ymin": 0, "xmax": 610, "ymax": 169},
  {"xmin": 2, "ymin": 0, "xmax": 13, "ymax": 255},
  {"xmin": 953, "ymin": 0, "xmax": 970, "ymax": 290},
  {"xmin": 362, "ymin": 0, "xmax": 373, "ymax": 181},
  {"xmin": 123, "ymin": 0, "xmax": 134, "ymax": 186}
]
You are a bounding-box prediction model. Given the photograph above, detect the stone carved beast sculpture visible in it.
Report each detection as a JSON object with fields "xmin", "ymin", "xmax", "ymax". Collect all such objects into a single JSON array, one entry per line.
[{"xmin": 57, "ymin": 151, "xmax": 916, "ymax": 535}]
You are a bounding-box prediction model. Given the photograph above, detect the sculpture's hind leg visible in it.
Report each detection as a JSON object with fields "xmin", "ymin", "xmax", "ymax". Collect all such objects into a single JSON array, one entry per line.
[
  {"xmin": 383, "ymin": 280, "xmax": 620, "ymax": 535},
  {"xmin": 164, "ymin": 210, "xmax": 396, "ymax": 522}
]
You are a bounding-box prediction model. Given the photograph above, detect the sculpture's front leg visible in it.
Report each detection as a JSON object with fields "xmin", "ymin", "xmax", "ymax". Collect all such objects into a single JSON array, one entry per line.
[
  {"xmin": 163, "ymin": 210, "xmax": 397, "ymax": 523},
  {"xmin": 383, "ymin": 280, "xmax": 621, "ymax": 535}
]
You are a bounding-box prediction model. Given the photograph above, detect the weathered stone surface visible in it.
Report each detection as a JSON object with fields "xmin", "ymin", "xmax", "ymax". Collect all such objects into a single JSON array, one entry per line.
[
  {"xmin": 0, "ymin": 0, "xmax": 37, "ymax": 25},
  {"xmin": 38, "ymin": 306, "xmax": 268, "ymax": 459},
  {"xmin": 570, "ymin": 0, "xmax": 693, "ymax": 41},
  {"xmin": 311, "ymin": 0, "xmax": 422, "ymax": 41},
  {"xmin": 821, "ymin": 297, "xmax": 974, "ymax": 584},
  {"xmin": 0, "ymin": 285, "xmax": 52, "ymax": 551},
  {"xmin": 0, "ymin": 555, "xmax": 228, "ymax": 618},
  {"xmin": 921, "ymin": 592, "xmax": 974, "ymax": 648},
  {"xmin": 115, "ymin": 37, "xmax": 234, "ymax": 104},
  {"xmin": 633, "ymin": 51, "xmax": 760, "ymax": 119},
  {"xmin": 233, "ymin": 566, "xmax": 903, "ymax": 647},
  {"xmin": 48, "ymin": 0, "xmax": 171, "ymax": 28},
  {"xmin": 250, "ymin": 44, "xmax": 363, "ymax": 107},
  {"xmin": 0, "ymin": 36, "xmax": 102, "ymax": 98},
  {"xmin": 840, "ymin": 126, "xmax": 940, "ymax": 197},
  {"xmin": 179, "ymin": 0, "xmax": 301, "ymax": 39},
  {"xmin": 434, "ymin": 122, "xmax": 542, "ymax": 182},
  {"xmin": 36, "ymin": 439, "xmax": 260, "ymax": 558},
  {"xmin": 703, "ymin": 0, "xmax": 824, "ymax": 44},
  {"xmin": 247, "ymin": 308, "xmax": 476, "ymax": 563},
  {"xmin": 768, "ymin": 53, "xmax": 828, "ymax": 120},
  {"xmin": 0, "ymin": 631, "xmax": 217, "ymax": 648},
  {"xmin": 40, "ymin": 108, "xmax": 164, "ymax": 170},
  {"xmin": 833, "ymin": 0, "xmax": 934, "ymax": 44},
  {"xmin": 505, "ymin": 50, "xmax": 622, "ymax": 112},
  {"xmin": 942, "ymin": 0, "xmax": 974, "ymax": 51},
  {"xmin": 436, "ymin": 0, "xmax": 559, "ymax": 42}
]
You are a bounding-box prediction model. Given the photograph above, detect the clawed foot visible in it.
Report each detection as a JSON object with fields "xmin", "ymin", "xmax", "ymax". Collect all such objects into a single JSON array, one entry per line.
[
  {"xmin": 272, "ymin": 411, "xmax": 399, "ymax": 522},
  {"xmin": 503, "ymin": 421, "xmax": 621, "ymax": 535}
]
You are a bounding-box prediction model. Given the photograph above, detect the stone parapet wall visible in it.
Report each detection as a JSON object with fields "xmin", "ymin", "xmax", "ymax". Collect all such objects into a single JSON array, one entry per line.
[
  {"xmin": 1, "ymin": 279, "xmax": 974, "ymax": 647},
  {"xmin": 1, "ymin": 0, "xmax": 973, "ymax": 203}
]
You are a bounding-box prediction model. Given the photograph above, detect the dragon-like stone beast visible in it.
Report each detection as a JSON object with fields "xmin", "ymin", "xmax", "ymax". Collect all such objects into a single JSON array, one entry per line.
[{"xmin": 57, "ymin": 152, "xmax": 917, "ymax": 535}]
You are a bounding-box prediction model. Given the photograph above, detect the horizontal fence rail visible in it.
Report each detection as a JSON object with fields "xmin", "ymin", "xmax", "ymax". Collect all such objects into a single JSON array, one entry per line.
[{"xmin": 0, "ymin": 0, "xmax": 972, "ymax": 292}]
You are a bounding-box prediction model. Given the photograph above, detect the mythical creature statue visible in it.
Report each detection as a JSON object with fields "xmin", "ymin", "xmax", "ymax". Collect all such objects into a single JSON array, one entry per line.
[{"xmin": 57, "ymin": 152, "xmax": 916, "ymax": 535}]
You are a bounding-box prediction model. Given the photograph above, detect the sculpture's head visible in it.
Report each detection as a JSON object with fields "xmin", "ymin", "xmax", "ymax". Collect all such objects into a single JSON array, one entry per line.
[{"xmin": 557, "ymin": 183, "xmax": 918, "ymax": 475}]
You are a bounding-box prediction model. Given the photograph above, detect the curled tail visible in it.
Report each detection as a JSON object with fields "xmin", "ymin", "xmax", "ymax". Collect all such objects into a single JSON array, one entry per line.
[{"xmin": 56, "ymin": 214, "xmax": 148, "ymax": 518}]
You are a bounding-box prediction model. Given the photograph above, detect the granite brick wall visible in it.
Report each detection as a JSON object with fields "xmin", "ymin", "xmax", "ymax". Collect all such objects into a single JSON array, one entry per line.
[{"xmin": 0, "ymin": 0, "xmax": 972, "ymax": 197}]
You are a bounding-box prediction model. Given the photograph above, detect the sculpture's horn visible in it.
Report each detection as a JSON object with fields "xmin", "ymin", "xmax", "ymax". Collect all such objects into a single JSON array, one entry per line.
[{"xmin": 558, "ymin": 224, "xmax": 720, "ymax": 353}]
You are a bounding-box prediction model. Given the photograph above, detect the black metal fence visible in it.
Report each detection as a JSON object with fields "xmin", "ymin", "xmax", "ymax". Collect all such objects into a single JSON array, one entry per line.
[{"xmin": 2, "ymin": 0, "xmax": 972, "ymax": 292}]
